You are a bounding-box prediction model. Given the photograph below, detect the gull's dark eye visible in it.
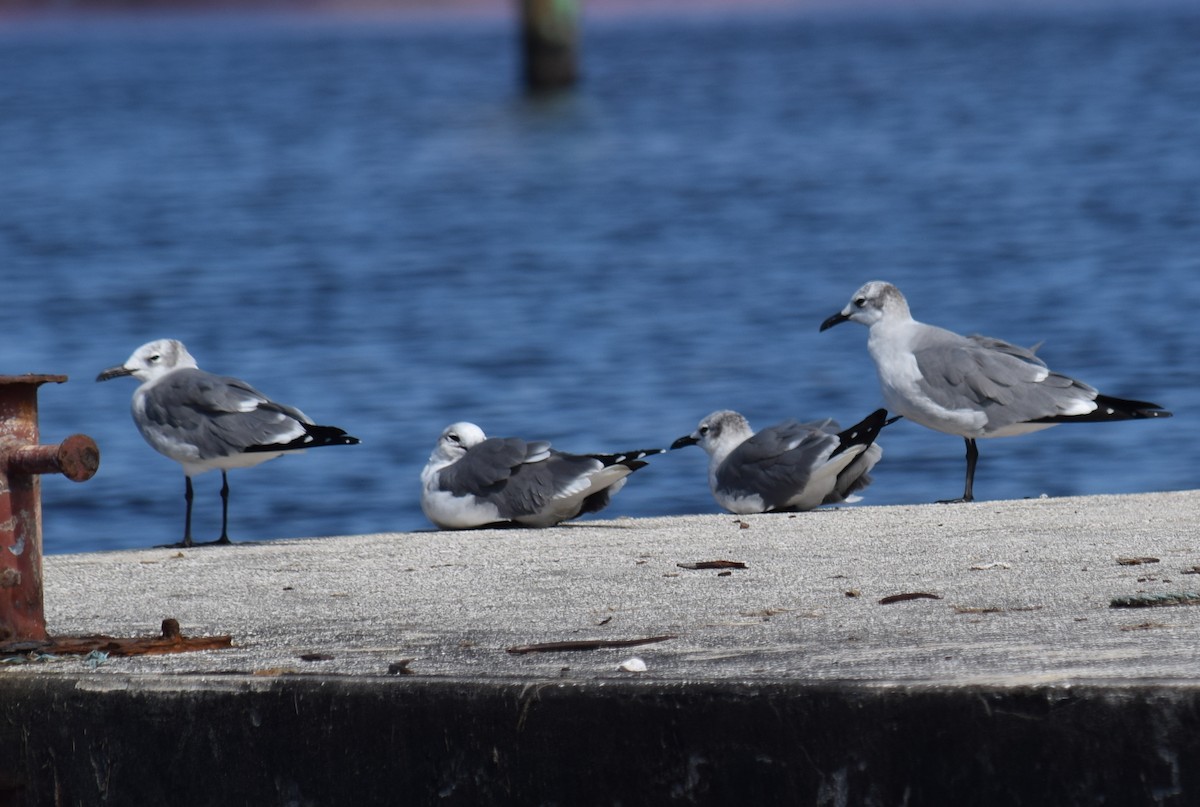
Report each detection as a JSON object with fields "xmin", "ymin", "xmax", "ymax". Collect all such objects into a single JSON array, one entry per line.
[
  {"xmin": 698, "ymin": 426, "xmax": 709, "ymax": 436},
  {"xmin": 447, "ymin": 432, "xmax": 460, "ymax": 444},
  {"xmin": 854, "ymin": 297, "xmax": 866, "ymax": 308},
  {"xmin": 148, "ymin": 354, "xmax": 161, "ymax": 363}
]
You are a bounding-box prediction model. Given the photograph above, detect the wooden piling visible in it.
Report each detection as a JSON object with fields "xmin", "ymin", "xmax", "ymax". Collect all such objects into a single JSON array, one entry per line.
[{"xmin": 520, "ymin": 0, "xmax": 580, "ymax": 91}]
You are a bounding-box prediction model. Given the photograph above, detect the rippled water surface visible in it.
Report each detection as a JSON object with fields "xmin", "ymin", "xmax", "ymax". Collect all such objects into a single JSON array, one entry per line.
[{"xmin": 1, "ymin": 6, "xmax": 1197, "ymax": 553}]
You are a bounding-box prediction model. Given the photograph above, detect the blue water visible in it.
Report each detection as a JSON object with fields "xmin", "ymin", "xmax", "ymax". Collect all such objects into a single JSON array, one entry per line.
[{"xmin": 1, "ymin": 5, "xmax": 1198, "ymax": 554}]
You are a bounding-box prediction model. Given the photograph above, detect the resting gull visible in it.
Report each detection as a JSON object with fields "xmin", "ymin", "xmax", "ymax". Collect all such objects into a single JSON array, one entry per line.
[
  {"xmin": 819, "ymin": 280, "xmax": 1171, "ymax": 502},
  {"xmin": 97, "ymin": 338, "xmax": 359, "ymax": 546},
  {"xmin": 421, "ymin": 422, "xmax": 661, "ymax": 529},
  {"xmin": 671, "ymin": 408, "xmax": 891, "ymax": 514}
]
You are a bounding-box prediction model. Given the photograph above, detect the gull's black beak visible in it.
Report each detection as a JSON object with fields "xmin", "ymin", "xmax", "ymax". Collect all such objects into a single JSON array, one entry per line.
[
  {"xmin": 670, "ymin": 434, "xmax": 699, "ymax": 450},
  {"xmin": 819, "ymin": 311, "xmax": 850, "ymax": 332},
  {"xmin": 96, "ymin": 365, "xmax": 133, "ymax": 382}
]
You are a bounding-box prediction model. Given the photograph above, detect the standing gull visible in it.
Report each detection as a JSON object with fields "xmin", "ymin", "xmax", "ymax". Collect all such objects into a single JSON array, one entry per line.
[
  {"xmin": 97, "ymin": 339, "xmax": 360, "ymax": 546},
  {"xmin": 819, "ymin": 280, "xmax": 1171, "ymax": 502},
  {"xmin": 671, "ymin": 408, "xmax": 891, "ymax": 514},
  {"xmin": 421, "ymin": 422, "xmax": 662, "ymax": 529}
]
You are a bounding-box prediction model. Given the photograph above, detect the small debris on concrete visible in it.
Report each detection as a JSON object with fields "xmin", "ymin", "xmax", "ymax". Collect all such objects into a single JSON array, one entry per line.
[
  {"xmin": 954, "ymin": 605, "xmax": 1044, "ymax": 615},
  {"xmin": 677, "ymin": 560, "xmax": 747, "ymax": 570},
  {"xmin": 740, "ymin": 608, "xmax": 790, "ymax": 618},
  {"xmin": 0, "ymin": 651, "xmax": 59, "ymax": 665},
  {"xmin": 81, "ymin": 649, "xmax": 108, "ymax": 671},
  {"xmin": 388, "ymin": 659, "xmax": 415, "ymax": 675},
  {"xmin": 618, "ymin": 657, "xmax": 647, "ymax": 673},
  {"xmin": 1110, "ymin": 592, "xmax": 1200, "ymax": 608},
  {"xmin": 1116, "ymin": 557, "xmax": 1160, "ymax": 566},
  {"xmin": 879, "ymin": 592, "xmax": 942, "ymax": 605},
  {"xmin": 969, "ymin": 562, "xmax": 1011, "ymax": 571},
  {"xmin": 299, "ymin": 653, "xmax": 334, "ymax": 662},
  {"xmin": 507, "ymin": 635, "xmax": 676, "ymax": 655}
]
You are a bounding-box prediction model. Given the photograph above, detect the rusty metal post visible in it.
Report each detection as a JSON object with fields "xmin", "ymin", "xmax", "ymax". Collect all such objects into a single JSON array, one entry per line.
[
  {"xmin": 0, "ymin": 375, "xmax": 99, "ymax": 644},
  {"xmin": 520, "ymin": 0, "xmax": 580, "ymax": 91}
]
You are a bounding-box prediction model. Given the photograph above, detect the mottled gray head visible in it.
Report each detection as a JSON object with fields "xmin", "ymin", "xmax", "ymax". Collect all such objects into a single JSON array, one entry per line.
[
  {"xmin": 820, "ymin": 281, "xmax": 911, "ymax": 331},
  {"xmin": 96, "ymin": 338, "xmax": 198, "ymax": 383},
  {"xmin": 671, "ymin": 410, "xmax": 754, "ymax": 458}
]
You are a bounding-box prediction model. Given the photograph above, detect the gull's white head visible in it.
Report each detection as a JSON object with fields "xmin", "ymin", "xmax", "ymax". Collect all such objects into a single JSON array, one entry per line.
[
  {"xmin": 820, "ymin": 280, "xmax": 911, "ymax": 331},
  {"xmin": 96, "ymin": 339, "xmax": 199, "ymax": 384},
  {"xmin": 672, "ymin": 410, "xmax": 754, "ymax": 462},
  {"xmin": 430, "ymin": 422, "xmax": 487, "ymax": 463}
]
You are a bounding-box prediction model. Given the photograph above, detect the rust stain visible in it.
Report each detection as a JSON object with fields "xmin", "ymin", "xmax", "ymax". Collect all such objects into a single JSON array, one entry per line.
[{"xmin": 1, "ymin": 618, "xmax": 233, "ymax": 657}]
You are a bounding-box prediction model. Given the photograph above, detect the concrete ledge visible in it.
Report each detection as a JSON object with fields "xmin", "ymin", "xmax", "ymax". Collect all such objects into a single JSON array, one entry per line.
[
  {"xmin": 2, "ymin": 675, "xmax": 1199, "ymax": 805},
  {"xmin": 3, "ymin": 491, "xmax": 1200, "ymax": 803}
]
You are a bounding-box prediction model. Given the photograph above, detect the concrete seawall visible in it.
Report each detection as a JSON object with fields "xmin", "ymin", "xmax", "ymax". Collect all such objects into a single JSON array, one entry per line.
[{"xmin": 3, "ymin": 490, "xmax": 1199, "ymax": 804}]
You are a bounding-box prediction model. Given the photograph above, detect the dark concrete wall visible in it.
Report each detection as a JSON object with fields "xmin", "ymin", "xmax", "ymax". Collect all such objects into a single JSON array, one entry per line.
[{"xmin": 0, "ymin": 677, "xmax": 1197, "ymax": 805}]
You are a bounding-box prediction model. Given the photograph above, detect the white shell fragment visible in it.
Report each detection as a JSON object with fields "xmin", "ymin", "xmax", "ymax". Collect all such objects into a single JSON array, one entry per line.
[{"xmin": 618, "ymin": 657, "xmax": 647, "ymax": 673}]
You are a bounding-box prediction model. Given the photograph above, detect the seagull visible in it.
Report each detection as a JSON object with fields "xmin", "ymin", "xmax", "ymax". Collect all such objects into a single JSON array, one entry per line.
[
  {"xmin": 819, "ymin": 280, "xmax": 1172, "ymax": 502},
  {"xmin": 670, "ymin": 408, "xmax": 891, "ymax": 514},
  {"xmin": 97, "ymin": 338, "xmax": 360, "ymax": 547},
  {"xmin": 421, "ymin": 422, "xmax": 662, "ymax": 529}
]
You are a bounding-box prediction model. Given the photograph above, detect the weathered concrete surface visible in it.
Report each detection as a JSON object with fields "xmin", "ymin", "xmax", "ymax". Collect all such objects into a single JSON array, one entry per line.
[
  {"xmin": 2, "ymin": 490, "xmax": 1199, "ymax": 804},
  {"xmin": 33, "ymin": 489, "xmax": 1200, "ymax": 682}
]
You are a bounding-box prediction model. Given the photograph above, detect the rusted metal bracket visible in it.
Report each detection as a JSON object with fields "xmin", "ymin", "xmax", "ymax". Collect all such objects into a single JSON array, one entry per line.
[
  {"xmin": 0, "ymin": 375, "xmax": 99, "ymax": 643},
  {"xmin": 0, "ymin": 375, "xmax": 232, "ymax": 659}
]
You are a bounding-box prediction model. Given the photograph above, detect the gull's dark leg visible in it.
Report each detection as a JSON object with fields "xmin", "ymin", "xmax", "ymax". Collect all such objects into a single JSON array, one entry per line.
[
  {"xmin": 183, "ymin": 476, "xmax": 195, "ymax": 548},
  {"xmin": 938, "ymin": 438, "xmax": 978, "ymax": 504},
  {"xmin": 216, "ymin": 471, "xmax": 232, "ymax": 545},
  {"xmin": 962, "ymin": 438, "xmax": 978, "ymax": 502},
  {"xmin": 162, "ymin": 473, "xmax": 235, "ymax": 549}
]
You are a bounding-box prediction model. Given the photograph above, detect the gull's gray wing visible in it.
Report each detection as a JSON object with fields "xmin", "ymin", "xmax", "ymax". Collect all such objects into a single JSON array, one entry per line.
[
  {"xmin": 911, "ymin": 329, "xmax": 1095, "ymax": 431},
  {"xmin": 714, "ymin": 420, "xmax": 841, "ymax": 511},
  {"xmin": 138, "ymin": 369, "xmax": 315, "ymax": 459},
  {"xmin": 486, "ymin": 451, "xmax": 603, "ymax": 520},
  {"xmin": 436, "ymin": 437, "xmax": 551, "ymax": 501},
  {"xmin": 445, "ymin": 446, "xmax": 658, "ymax": 523}
]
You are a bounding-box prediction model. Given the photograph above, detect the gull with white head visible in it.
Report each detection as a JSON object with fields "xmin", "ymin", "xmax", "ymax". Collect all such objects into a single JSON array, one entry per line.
[
  {"xmin": 820, "ymin": 280, "xmax": 1171, "ymax": 502},
  {"xmin": 97, "ymin": 338, "xmax": 360, "ymax": 546},
  {"xmin": 421, "ymin": 422, "xmax": 661, "ymax": 529}
]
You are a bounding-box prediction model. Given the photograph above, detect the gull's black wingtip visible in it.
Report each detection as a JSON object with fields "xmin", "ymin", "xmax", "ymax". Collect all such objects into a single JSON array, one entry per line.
[
  {"xmin": 243, "ymin": 424, "xmax": 361, "ymax": 453},
  {"xmin": 830, "ymin": 408, "xmax": 891, "ymax": 457},
  {"xmin": 591, "ymin": 448, "xmax": 666, "ymax": 468},
  {"xmin": 307, "ymin": 424, "xmax": 361, "ymax": 447},
  {"xmin": 1034, "ymin": 395, "xmax": 1173, "ymax": 425}
]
